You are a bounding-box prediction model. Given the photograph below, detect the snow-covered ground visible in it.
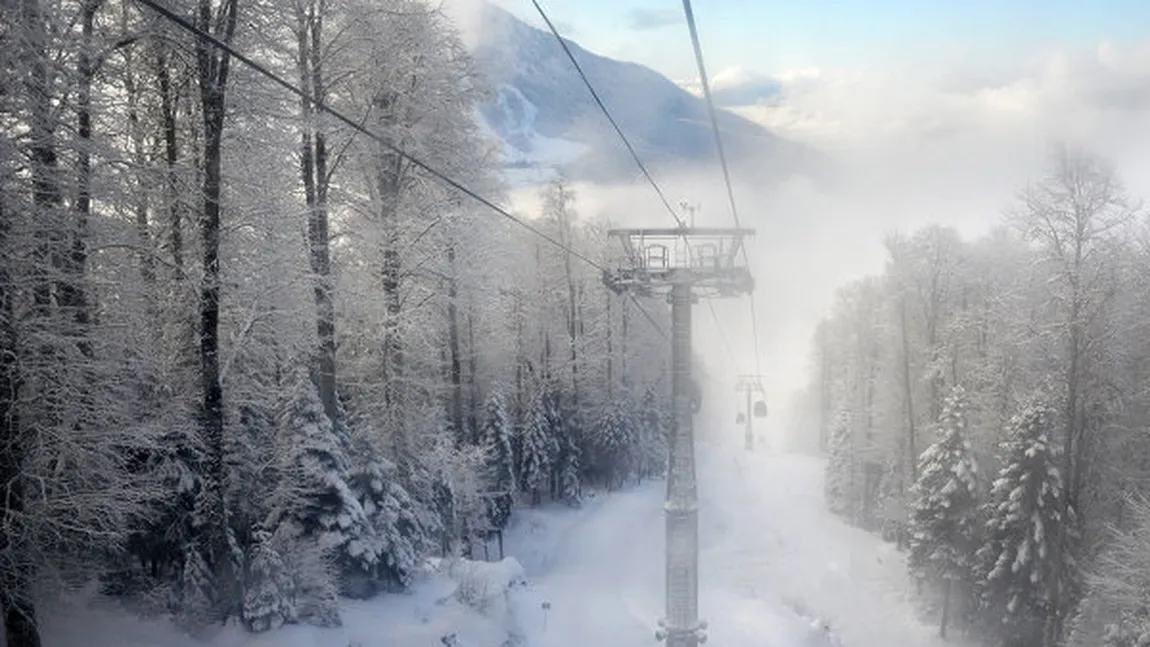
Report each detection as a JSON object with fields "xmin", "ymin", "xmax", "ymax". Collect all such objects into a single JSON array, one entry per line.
[{"xmin": 43, "ymin": 443, "xmax": 968, "ymax": 647}]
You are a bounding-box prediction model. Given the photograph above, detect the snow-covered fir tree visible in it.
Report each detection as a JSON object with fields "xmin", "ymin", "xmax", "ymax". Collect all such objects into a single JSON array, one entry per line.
[
  {"xmin": 593, "ymin": 400, "xmax": 637, "ymax": 489},
  {"xmin": 479, "ymin": 393, "xmax": 516, "ymax": 549},
  {"xmin": 875, "ymin": 454, "xmax": 909, "ymax": 540},
  {"xmin": 556, "ymin": 401, "xmax": 583, "ymax": 506},
  {"xmin": 242, "ymin": 530, "xmax": 294, "ymax": 632},
  {"xmin": 264, "ymin": 375, "xmax": 373, "ymax": 601},
  {"xmin": 344, "ymin": 438, "xmax": 436, "ymax": 593},
  {"xmin": 176, "ymin": 544, "xmax": 217, "ymax": 631},
  {"xmin": 520, "ymin": 388, "xmax": 555, "ymax": 505},
  {"xmin": 976, "ymin": 400, "xmax": 1072, "ymax": 647},
  {"xmin": 907, "ymin": 385, "xmax": 981, "ymax": 636}
]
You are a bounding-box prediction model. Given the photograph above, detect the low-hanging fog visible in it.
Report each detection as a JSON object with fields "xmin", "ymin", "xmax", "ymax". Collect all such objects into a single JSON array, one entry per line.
[{"xmin": 449, "ymin": 0, "xmax": 1150, "ymax": 449}]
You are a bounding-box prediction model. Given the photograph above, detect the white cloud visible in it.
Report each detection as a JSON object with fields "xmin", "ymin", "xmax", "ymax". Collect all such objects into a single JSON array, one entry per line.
[
  {"xmin": 710, "ymin": 66, "xmax": 758, "ymax": 92},
  {"xmin": 533, "ymin": 40, "xmax": 1150, "ymax": 438},
  {"xmin": 736, "ymin": 41, "xmax": 1150, "ymax": 165}
]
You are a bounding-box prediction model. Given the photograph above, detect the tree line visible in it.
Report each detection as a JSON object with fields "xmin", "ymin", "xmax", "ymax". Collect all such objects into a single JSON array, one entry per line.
[
  {"xmin": 794, "ymin": 145, "xmax": 1150, "ymax": 646},
  {"xmin": 0, "ymin": 1, "xmax": 672, "ymax": 645}
]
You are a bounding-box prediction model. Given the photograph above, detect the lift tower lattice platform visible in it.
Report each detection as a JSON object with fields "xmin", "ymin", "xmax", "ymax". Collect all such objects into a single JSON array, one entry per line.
[{"xmin": 602, "ymin": 227, "xmax": 755, "ymax": 647}]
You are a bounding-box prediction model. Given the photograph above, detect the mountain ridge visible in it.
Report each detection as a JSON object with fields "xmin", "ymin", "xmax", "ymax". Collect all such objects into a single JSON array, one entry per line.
[{"xmin": 468, "ymin": 2, "xmax": 829, "ymax": 186}]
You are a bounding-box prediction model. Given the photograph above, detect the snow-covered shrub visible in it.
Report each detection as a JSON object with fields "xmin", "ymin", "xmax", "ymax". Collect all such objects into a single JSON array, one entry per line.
[
  {"xmin": 448, "ymin": 557, "xmax": 527, "ymax": 615},
  {"xmin": 1066, "ymin": 496, "xmax": 1150, "ymax": 647}
]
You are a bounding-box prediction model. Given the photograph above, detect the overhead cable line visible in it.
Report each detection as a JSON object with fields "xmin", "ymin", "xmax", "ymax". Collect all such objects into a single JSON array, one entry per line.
[
  {"xmin": 137, "ymin": 0, "xmax": 603, "ymax": 272},
  {"xmin": 681, "ymin": 0, "xmax": 742, "ymax": 232},
  {"xmin": 535, "ymin": 0, "xmax": 741, "ymax": 355},
  {"xmin": 530, "ymin": 0, "xmax": 687, "ymax": 229},
  {"xmin": 706, "ymin": 300, "xmax": 738, "ymax": 368},
  {"xmin": 681, "ymin": 0, "xmax": 764, "ymax": 376}
]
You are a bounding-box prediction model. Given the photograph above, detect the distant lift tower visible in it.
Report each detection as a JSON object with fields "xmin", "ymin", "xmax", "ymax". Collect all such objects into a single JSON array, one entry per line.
[
  {"xmin": 735, "ymin": 375, "xmax": 768, "ymax": 451},
  {"xmin": 603, "ymin": 227, "xmax": 755, "ymax": 647}
]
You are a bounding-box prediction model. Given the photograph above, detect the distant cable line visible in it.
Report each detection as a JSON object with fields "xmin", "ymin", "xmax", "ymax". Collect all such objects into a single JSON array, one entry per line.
[
  {"xmin": 681, "ymin": 0, "xmax": 764, "ymax": 376},
  {"xmin": 530, "ymin": 0, "xmax": 687, "ymax": 230}
]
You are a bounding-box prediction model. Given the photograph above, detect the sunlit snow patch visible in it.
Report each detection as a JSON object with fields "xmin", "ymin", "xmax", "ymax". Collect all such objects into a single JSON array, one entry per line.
[{"xmin": 477, "ymin": 84, "xmax": 589, "ymax": 186}]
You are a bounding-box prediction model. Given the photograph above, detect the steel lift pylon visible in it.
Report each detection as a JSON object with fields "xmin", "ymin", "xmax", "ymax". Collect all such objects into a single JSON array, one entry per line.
[{"xmin": 603, "ymin": 227, "xmax": 755, "ymax": 647}]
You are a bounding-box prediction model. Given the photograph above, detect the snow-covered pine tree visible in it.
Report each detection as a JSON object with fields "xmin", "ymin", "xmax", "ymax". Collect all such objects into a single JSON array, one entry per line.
[
  {"xmin": 480, "ymin": 392, "xmax": 516, "ymax": 555},
  {"xmin": 557, "ymin": 401, "xmax": 583, "ymax": 506},
  {"xmin": 825, "ymin": 410, "xmax": 853, "ymax": 517},
  {"xmin": 344, "ymin": 437, "xmax": 435, "ymax": 594},
  {"xmin": 520, "ymin": 388, "xmax": 555, "ymax": 505},
  {"xmin": 545, "ymin": 385, "xmax": 569, "ymax": 500},
  {"xmin": 176, "ymin": 544, "xmax": 217, "ymax": 631},
  {"xmin": 637, "ymin": 386, "xmax": 668, "ymax": 480},
  {"xmin": 242, "ymin": 530, "xmax": 294, "ymax": 632},
  {"xmin": 875, "ymin": 454, "xmax": 909, "ymax": 543},
  {"xmin": 976, "ymin": 401, "xmax": 1071, "ymax": 647},
  {"xmin": 594, "ymin": 401, "xmax": 636, "ymax": 489},
  {"xmin": 265, "ymin": 373, "xmax": 373, "ymax": 604},
  {"xmin": 907, "ymin": 385, "xmax": 980, "ymax": 637}
]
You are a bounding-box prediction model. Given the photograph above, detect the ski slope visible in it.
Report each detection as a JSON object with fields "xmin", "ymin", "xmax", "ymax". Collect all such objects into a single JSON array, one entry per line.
[
  {"xmin": 694, "ymin": 445, "xmax": 966, "ymax": 647},
  {"xmin": 44, "ymin": 443, "xmax": 962, "ymax": 647},
  {"xmin": 507, "ymin": 443, "xmax": 963, "ymax": 647}
]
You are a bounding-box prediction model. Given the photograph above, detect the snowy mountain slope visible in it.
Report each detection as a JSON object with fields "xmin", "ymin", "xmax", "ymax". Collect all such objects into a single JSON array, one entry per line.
[
  {"xmin": 470, "ymin": 3, "xmax": 829, "ymax": 185},
  {"xmin": 474, "ymin": 85, "xmax": 590, "ymax": 186}
]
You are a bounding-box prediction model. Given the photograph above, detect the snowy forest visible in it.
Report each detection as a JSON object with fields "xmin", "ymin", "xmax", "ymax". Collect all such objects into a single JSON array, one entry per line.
[
  {"xmin": 0, "ymin": 1, "xmax": 675, "ymax": 645},
  {"xmin": 800, "ymin": 145, "xmax": 1150, "ymax": 646}
]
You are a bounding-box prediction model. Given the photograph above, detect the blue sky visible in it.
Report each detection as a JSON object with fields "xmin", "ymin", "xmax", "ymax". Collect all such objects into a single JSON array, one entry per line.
[{"xmin": 491, "ymin": 0, "xmax": 1150, "ymax": 80}]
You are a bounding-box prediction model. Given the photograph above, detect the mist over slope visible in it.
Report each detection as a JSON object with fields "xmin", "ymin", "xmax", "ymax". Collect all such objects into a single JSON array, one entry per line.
[{"xmin": 468, "ymin": 2, "xmax": 829, "ymax": 186}]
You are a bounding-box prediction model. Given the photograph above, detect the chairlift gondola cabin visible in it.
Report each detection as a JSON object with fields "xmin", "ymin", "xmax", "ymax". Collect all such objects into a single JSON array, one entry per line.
[
  {"xmin": 736, "ymin": 411, "xmax": 746, "ymax": 425},
  {"xmin": 753, "ymin": 401, "xmax": 768, "ymax": 418}
]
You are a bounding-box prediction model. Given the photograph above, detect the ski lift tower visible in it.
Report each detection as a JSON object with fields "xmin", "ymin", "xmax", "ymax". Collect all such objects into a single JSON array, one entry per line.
[{"xmin": 603, "ymin": 227, "xmax": 755, "ymax": 647}]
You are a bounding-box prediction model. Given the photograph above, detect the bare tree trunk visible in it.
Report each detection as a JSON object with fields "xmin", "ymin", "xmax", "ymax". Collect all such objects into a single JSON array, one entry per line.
[
  {"xmin": 899, "ymin": 294, "xmax": 917, "ymax": 480},
  {"xmin": 467, "ymin": 305, "xmax": 479, "ymax": 439},
  {"xmin": 122, "ymin": 23, "xmax": 156, "ymax": 288},
  {"xmin": 514, "ymin": 293, "xmax": 525, "ymax": 415},
  {"xmin": 818, "ymin": 324, "xmax": 832, "ymax": 452},
  {"xmin": 940, "ymin": 578, "xmax": 951, "ymax": 638},
  {"xmin": 371, "ymin": 90, "xmax": 406, "ymax": 451},
  {"xmin": 156, "ymin": 48, "xmax": 184, "ymax": 275},
  {"xmin": 6, "ymin": 0, "xmax": 58, "ymax": 641},
  {"xmin": 0, "ymin": 205, "xmax": 34, "ymax": 647},
  {"xmin": 296, "ymin": 0, "xmax": 337, "ymax": 421},
  {"xmin": 59, "ymin": 0, "xmax": 97, "ymax": 342},
  {"xmin": 447, "ymin": 245, "xmax": 464, "ymax": 441},
  {"xmin": 926, "ymin": 248, "xmax": 942, "ymax": 422},
  {"xmin": 620, "ymin": 294, "xmax": 628, "ymax": 389},
  {"xmin": 63, "ymin": 0, "xmax": 99, "ymax": 337},
  {"xmin": 195, "ymin": 0, "xmax": 240, "ymax": 620},
  {"xmin": 605, "ymin": 291, "xmax": 613, "ymax": 399}
]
